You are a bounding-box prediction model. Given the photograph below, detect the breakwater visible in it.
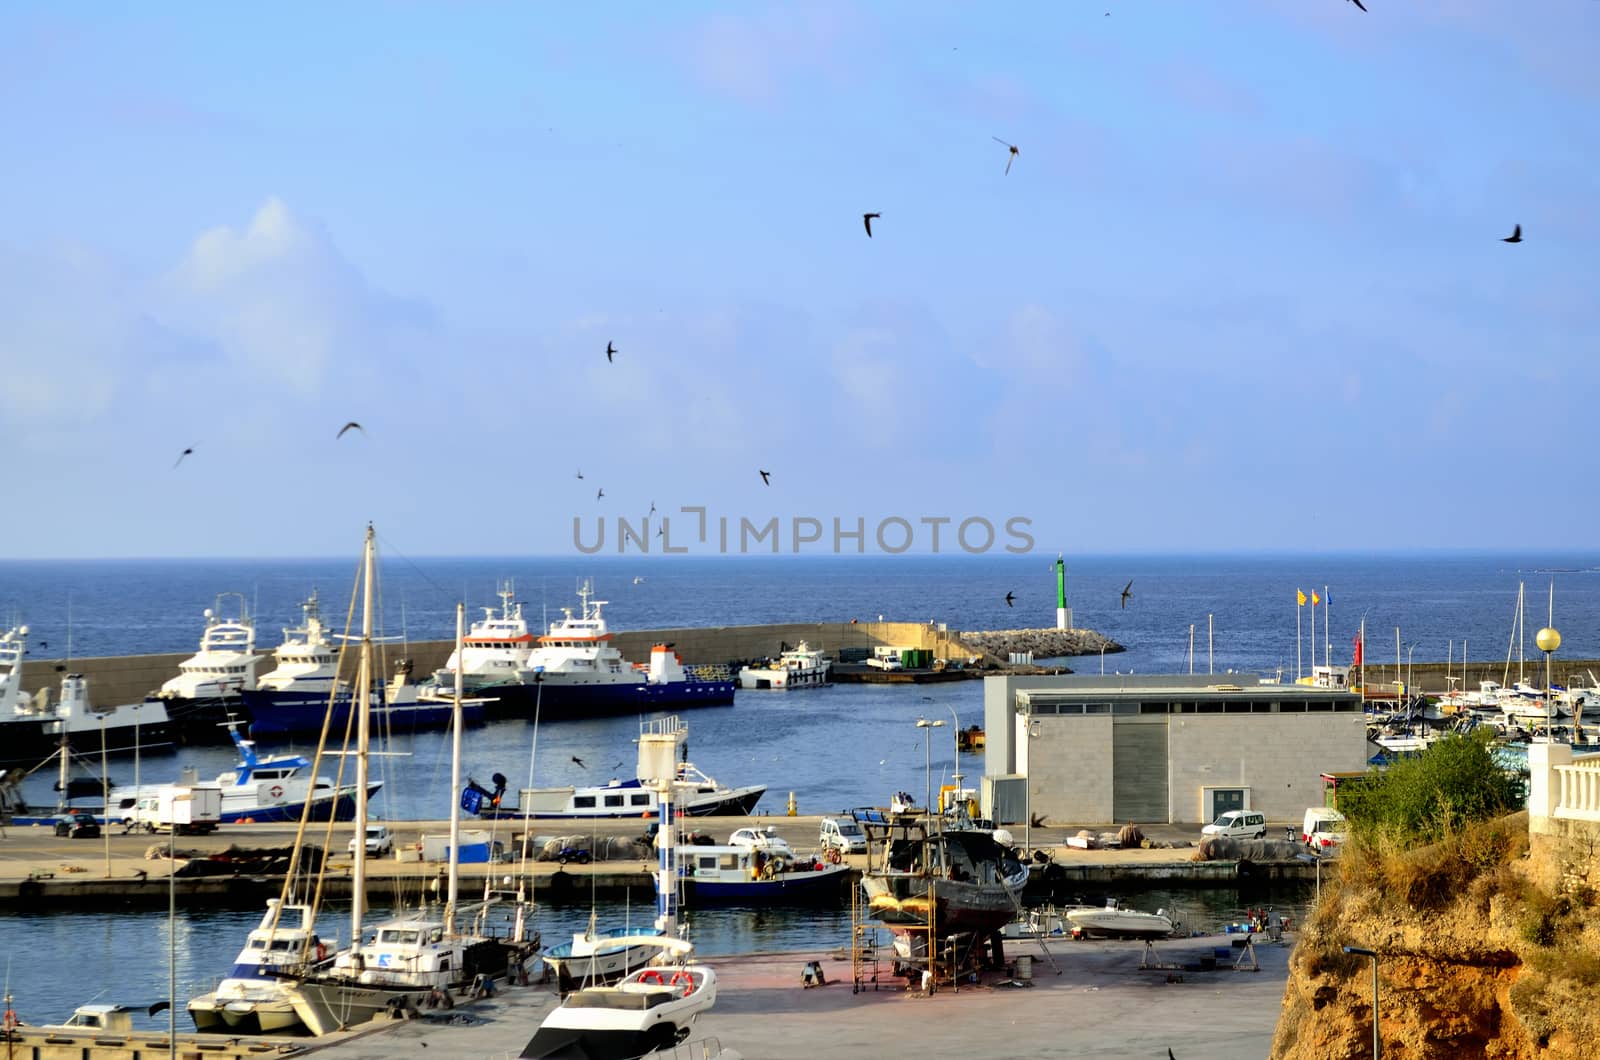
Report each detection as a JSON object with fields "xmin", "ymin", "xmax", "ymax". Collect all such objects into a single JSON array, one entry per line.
[{"xmin": 959, "ymin": 627, "xmax": 1123, "ymax": 660}]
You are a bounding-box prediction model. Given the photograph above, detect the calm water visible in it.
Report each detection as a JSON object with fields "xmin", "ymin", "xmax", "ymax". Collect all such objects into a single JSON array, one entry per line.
[{"xmin": 0, "ymin": 551, "xmax": 1591, "ymax": 1023}]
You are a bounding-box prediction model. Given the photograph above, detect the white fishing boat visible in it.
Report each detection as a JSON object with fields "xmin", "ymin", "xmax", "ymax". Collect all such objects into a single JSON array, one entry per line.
[
  {"xmin": 187, "ymin": 899, "xmax": 327, "ymax": 1034},
  {"xmin": 464, "ymin": 755, "xmax": 764, "ymax": 822},
  {"xmin": 737, "ymin": 641, "xmax": 831, "ymax": 690},
  {"xmin": 424, "ymin": 581, "xmax": 534, "ymax": 695},
  {"xmin": 1, "ymin": 664, "xmax": 174, "ymax": 769},
  {"xmin": 149, "ymin": 594, "xmax": 264, "ymax": 742},
  {"xmin": 1063, "ymin": 899, "xmax": 1175, "ymax": 939}
]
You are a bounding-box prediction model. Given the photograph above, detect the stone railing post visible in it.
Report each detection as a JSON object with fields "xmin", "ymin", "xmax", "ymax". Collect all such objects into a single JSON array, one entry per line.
[{"xmin": 1527, "ymin": 741, "xmax": 1573, "ymax": 832}]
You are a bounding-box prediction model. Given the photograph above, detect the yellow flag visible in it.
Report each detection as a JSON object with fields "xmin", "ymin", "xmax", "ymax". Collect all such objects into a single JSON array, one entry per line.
[
  {"xmin": 1296, "ymin": 589, "xmax": 1307, "ymax": 607},
  {"xmin": 1311, "ymin": 591, "xmax": 1321, "ymax": 606}
]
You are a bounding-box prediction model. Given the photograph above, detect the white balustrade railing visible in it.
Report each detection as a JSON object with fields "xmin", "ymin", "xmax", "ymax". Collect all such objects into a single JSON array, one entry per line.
[{"xmin": 1553, "ymin": 761, "xmax": 1600, "ymax": 823}]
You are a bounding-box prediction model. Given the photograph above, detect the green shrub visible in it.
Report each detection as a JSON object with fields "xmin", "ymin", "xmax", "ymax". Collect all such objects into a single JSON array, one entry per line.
[{"xmin": 1340, "ymin": 730, "xmax": 1520, "ymax": 847}]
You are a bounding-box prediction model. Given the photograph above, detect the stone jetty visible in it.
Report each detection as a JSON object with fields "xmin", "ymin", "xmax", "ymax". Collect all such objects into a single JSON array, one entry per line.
[{"xmin": 961, "ymin": 627, "xmax": 1123, "ymax": 661}]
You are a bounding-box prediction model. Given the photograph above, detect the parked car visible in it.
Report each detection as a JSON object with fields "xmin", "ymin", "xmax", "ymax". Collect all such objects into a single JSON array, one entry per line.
[
  {"xmin": 55, "ymin": 812, "xmax": 102, "ymax": 839},
  {"xmin": 1301, "ymin": 808, "xmax": 1349, "ymax": 854},
  {"xmin": 1200, "ymin": 810, "xmax": 1267, "ymax": 840},
  {"xmin": 348, "ymin": 824, "xmax": 395, "ymax": 856},
  {"xmin": 728, "ymin": 826, "xmax": 795, "ymax": 861},
  {"xmin": 818, "ymin": 816, "xmax": 868, "ymax": 854}
]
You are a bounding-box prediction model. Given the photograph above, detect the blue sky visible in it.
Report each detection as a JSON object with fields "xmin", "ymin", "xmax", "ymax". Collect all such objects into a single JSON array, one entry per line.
[{"xmin": 1, "ymin": 1, "xmax": 1596, "ymax": 558}]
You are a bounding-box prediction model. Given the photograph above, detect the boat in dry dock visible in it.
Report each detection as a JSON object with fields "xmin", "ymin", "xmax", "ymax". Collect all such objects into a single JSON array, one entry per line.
[{"xmin": 858, "ymin": 810, "xmax": 1029, "ymax": 938}]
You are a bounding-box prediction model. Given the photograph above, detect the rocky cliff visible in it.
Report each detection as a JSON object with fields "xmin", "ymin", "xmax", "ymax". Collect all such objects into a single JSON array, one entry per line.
[{"xmin": 1272, "ymin": 812, "xmax": 1600, "ymax": 1059}]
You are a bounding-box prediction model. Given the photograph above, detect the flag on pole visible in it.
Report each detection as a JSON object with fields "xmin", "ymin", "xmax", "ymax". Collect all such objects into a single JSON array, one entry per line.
[
  {"xmin": 1297, "ymin": 589, "xmax": 1307, "ymax": 606},
  {"xmin": 1352, "ymin": 632, "xmax": 1364, "ymax": 667},
  {"xmin": 1311, "ymin": 591, "xmax": 1320, "ymax": 606},
  {"xmin": 1324, "ymin": 590, "xmax": 1333, "ymax": 606}
]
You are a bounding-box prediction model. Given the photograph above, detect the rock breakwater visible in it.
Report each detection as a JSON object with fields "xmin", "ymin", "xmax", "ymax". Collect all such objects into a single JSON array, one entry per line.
[{"xmin": 961, "ymin": 628, "xmax": 1123, "ymax": 661}]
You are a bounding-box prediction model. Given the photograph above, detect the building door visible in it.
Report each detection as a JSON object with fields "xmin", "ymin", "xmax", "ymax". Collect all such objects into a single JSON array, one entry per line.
[
  {"xmin": 1111, "ymin": 719, "xmax": 1169, "ymax": 822},
  {"xmin": 1208, "ymin": 788, "xmax": 1246, "ymax": 820}
]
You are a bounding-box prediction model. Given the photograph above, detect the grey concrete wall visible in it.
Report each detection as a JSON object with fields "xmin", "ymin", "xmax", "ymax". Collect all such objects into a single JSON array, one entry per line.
[
  {"xmin": 1028, "ymin": 714, "xmax": 1115, "ymax": 823},
  {"xmin": 1166, "ymin": 712, "xmax": 1368, "ymax": 824}
]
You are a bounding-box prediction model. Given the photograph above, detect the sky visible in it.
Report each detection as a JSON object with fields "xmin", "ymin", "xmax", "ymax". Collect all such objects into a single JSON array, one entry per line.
[{"xmin": 1, "ymin": 1, "xmax": 1597, "ymax": 559}]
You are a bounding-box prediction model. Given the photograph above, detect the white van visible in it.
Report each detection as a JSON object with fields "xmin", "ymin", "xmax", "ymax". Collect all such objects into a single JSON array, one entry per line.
[
  {"xmin": 1301, "ymin": 808, "xmax": 1348, "ymax": 853},
  {"xmin": 818, "ymin": 816, "xmax": 867, "ymax": 854},
  {"xmin": 1201, "ymin": 809, "xmax": 1266, "ymax": 840}
]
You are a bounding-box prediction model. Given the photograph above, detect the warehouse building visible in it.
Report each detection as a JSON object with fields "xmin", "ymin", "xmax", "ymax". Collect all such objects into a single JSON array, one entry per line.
[{"xmin": 981, "ymin": 673, "xmax": 1367, "ymax": 826}]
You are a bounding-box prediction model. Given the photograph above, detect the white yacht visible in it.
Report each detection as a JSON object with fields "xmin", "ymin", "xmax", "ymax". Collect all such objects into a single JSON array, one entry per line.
[
  {"xmin": 188, "ymin": 899, "xmax": 328, "ymax": 1034},
  {"xmin": 425, "ymin": 582, "xmax": 533, "ymax": 695},
  {"xmin": 243, "ymin": 591, "xmax": 340, "ymax": 704},
  {"xmin": 149, "ymin": 594, "xmax": 263, "ymax": 742},
  {"xmin": 1063, "ymin": 899, "xmax": 1175, "ymax": 939},
  {"xmin": 737, "ymin": 641, "xmax": 832, "ymax": 690}
]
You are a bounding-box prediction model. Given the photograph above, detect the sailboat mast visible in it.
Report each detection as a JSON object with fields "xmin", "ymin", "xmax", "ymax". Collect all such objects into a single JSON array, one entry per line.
[
  {"xmin": 352, "ymin": 525, "xmax": 375, "ymax": 952},
  {"xmin": 446, "ymin": 602, "xmax": 464, "ymax": 935}
]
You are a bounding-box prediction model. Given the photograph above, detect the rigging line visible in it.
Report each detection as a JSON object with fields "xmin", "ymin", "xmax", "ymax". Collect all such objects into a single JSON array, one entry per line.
[{"xmin": 372, "ymin": 528, "xmax": 458, "ymax": 608}]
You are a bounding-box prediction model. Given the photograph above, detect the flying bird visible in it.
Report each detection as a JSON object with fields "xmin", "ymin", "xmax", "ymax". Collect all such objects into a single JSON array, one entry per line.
[
  {"xmin": 571, "ymin": 756, "xmax": 586, "ymax": 768},
  {"xmin": 596, "ymin": 488, "xmax": 605, "ymax": 501},
  {"xmin": 1349, "ymin": 0, "xmax": 1367, "ymax": 10},
  {"xmin": 657, "ymin": 525, "xmax": 665, "ymax": 539},
  {"xmin": 992, "ymin": 136, "xmax": 1019, "ymax": 175},
  {"xmin": 863, "ymin": 212, "xmax": 880, "ymax": 238},
  {"xmin": 759, "ymin": 470, "xmax": 771, "ymax": 486},
  {"xmin": 1502, "ymin": 224, "xmax": 1522, "ymax": 243},
  {"xmin": 173, "ymin": 447, "xmax": 194, "ymax": 469},
  {"xmin": 576, "ymin": 469, "xmax": 583, "ymax": 479},
  {"xmin": 1120, "ymin": 580, "xmax": 1134, "ymax": 609},
  {"xmin": 606, "ymin": 341, "xmax": 617, "ymax": 363},
  {"xmin": 1005, "ymin": 591, "xmax": 1015, "ymax": 608},
  {"xmin": 648, "ymin": 501, "xmax": 656, "ymax": 516},
  {"xmin": 336, "ymin": 421, "xmax": 364, "ymax": 439}
]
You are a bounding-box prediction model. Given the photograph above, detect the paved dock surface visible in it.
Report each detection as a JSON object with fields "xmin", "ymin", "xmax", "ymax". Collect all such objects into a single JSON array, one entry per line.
[{"xmin": 299, "ymin": 934, "xmax": 1292, "ymax": 1059}]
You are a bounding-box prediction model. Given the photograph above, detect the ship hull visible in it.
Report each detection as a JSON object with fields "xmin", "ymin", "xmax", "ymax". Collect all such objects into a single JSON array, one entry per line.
[
  {"xmin": 461, "ymin": 678, "xmax": 736, "ymax": 720},
  {"xmin": 240, "ymin": 689, "xmax": 485, "ymax": 740}
]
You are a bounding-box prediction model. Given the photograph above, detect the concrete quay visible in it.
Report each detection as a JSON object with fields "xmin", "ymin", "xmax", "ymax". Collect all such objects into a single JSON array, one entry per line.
[{"xmin": 0, "ymin": 816, "xmax": 1317, "ymax": 909}]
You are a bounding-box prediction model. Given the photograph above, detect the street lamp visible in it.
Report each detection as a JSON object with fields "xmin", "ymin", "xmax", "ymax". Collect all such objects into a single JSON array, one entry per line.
[
  {"xmin": 1405, "ymin": 644, "xmax": 1417, "ymax": 703},
  {"xmin": 1023, "ymin": 719, "xmax": 1042, "ymax": 855},
  {"xmin": 1536, "ymin": 626, "xmax": 1561, "ymax": 740},
  {"xmin": 1343, "ymin": 946, "xmax": 1380, "ymax": 1059},
  {"xmin": 915, "ymin": 719, "xmax": 945, "ymax": 820},
  {"xmin": 943, "ymin": 705, "xmax": 962, "ymax": 815}
]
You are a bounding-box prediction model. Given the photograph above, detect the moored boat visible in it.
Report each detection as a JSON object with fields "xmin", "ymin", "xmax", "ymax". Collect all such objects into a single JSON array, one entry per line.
[
  {"xmin": 462, "ymin": 756, "xmax": 764, "ymax": 821},
  {"xmin": 737, "ymin": 641, "xmax": 831, "ymax": 690},
  {"xmin": 148, "ymin": 594, "xmax": 264, "ymax": 743},
  {"xmin": 1063, "ymin": 898, "xmax": 1175, "ymax": 939},
  {"xmin": 679, "ymin": 843, "xmax": 851, "ymax": 907},
  {"xmin": 1, "ymin": 660, "xmax": 174, "ymax": 769},
  {"xmin": 187, "ymin": 898, "xmax": 327, "ymax": 1035}
]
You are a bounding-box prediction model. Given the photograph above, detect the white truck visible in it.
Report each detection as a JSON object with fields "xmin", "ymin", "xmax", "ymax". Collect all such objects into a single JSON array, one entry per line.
[{"xmin": 132, "ymin": 784, "xmax": 223, "ymax": 835}]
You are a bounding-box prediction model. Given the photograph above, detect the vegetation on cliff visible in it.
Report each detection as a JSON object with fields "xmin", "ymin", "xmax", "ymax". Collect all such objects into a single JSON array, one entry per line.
[{"xmin": 1273, "ymin": 735, "xmax": 1600, "ymax": 1059}]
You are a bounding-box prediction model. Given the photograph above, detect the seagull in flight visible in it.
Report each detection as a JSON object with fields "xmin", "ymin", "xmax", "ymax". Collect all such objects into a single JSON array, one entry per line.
[
  {"xmin": 648, "ymin": 501, "xmax": 656, "ymax": 516},
  {"xmin": 606, "ymin": 341, "xmax": 617, "ymax": 363},
  {"xmin": 576, "ymin": 469, "xmax": 583, "ymax": 479},
  {"xmin": 571, "ymin": 756, "xmax": 586, "ymax": 768},
  {"xmin": 759, "ymin": 470, "xmax": 771, "ymax": 485},
  {"xmin": 1502, "ymin": 224, "xmax": 1522, "ymax": 243},
  {"xmin": 1348, "ymin": 0, "xmax": 1367, "ymax": 10},
  {"xmin": 1121, "ymin": 580, "xmax": 1134, "ymax": 609},
  {"xmin": 992, "ymin": 136, "xmax": 1019, "ymax": 175},
  {"xmin": 173, "ymin": 447, "xmax": 195, "ymax": 469},
  {"xmin": 596, "ymin": 488, "xmax": 605, "ymax": 501},
  {"xmin": 1005, "ymin": 591, "xmax": 1015, "ymax": 608},
  {"xmin": 862, "ymin": 213, "xmax": 880, "ymax": 238},
  {"xmin": 336, "ymin": 421, "xmax": 364, "ymax": 439}
]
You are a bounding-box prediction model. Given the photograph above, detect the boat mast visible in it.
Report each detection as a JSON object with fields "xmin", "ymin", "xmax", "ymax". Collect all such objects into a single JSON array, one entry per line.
[
  {"xmin": 351, "ymin": 524, "xmax": 375, "ymax": 956},
  {"xmin": 446, "ymin": 602, "xmax": 464, "ymax": 935}
]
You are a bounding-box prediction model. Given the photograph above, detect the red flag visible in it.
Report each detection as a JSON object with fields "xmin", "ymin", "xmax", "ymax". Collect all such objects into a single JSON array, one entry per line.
[{"xmin": 1352, "ymin": 633, "xmax": 1364, "ymax": 668}]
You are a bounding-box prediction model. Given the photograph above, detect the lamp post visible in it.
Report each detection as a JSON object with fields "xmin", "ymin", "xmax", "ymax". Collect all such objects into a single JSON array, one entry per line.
[
  {"xmin": 944, "ymin": 705, "xmax": 962, "ymax": 815},
  {"xmin": 1536, "ymin": 625, "xmax": 1561, "ymax": 740},
  {"xmin": 1343, "ymin": 946, "xmax": 1380, "ymax": 1058},
  {"xmin": 1405, "ymin": 644, "xmax": 1417, "ymax": 702},
  {"xmin": 1023, "ymin": 719, "xmax": 1041, "ymax": 855},
  {"xmin": 915, "ymin": 719, "xmax": 944, "ymax": 820}
]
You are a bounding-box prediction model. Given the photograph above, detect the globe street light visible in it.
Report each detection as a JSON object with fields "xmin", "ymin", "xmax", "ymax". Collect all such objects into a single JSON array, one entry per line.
[
  {"xmin": 915, "ymin": 719, "xmax": 944, "ymax": 822},
  {"xmin": 1343, "ymin": 946, "xmax": 1380, "ymax": 1059},
  {"xmin": 1537, "ymin": 626, "xmax": 1561, "ymax": 740}
]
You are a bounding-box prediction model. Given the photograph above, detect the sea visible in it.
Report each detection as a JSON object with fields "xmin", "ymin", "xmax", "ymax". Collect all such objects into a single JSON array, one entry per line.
[{"xmin": 2, "ymin": 550, "xmax": 1597, "ymax": 1026}]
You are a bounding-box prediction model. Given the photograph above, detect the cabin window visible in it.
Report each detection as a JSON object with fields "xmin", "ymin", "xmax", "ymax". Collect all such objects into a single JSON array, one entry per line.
[
  {"xmin": 604, "ymin": 795, "xmax": 625, "ymax": 807},
  {"xmin": 630, "ymin": 794, "xmax": 650, "ymax": 806},
  {"xmin": 573, "ymin": 796, "xmax": 596, "ymax": 808}
]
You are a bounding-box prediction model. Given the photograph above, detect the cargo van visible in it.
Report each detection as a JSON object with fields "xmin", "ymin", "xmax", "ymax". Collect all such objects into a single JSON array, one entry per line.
[
  {"xmin": 1302, "ymin": 808, "xmax": 1348, "ymax": 853},
  {"xmin": 818, "ymin": 816, "xmax": 868, "ymax": 854},
  {"xmin": 1200, "ymin": 809, "xmax": 1266, "ymax": 840}
]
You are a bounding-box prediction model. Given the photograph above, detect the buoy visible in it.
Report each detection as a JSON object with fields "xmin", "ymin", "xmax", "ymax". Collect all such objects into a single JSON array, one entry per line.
[{"xmin": 786, "ymin": 791, "xmax": 798, "ymax": 817}]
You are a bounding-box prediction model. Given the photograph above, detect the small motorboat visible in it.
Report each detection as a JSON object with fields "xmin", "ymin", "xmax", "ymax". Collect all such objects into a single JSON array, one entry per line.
[
  {"xmin": 520, "ymin": 936, "xmax": 717, "ymax": 1060},
  {"xmin": 1064, "ymin": 899, "xmax": 1175, "ymax": 939}
]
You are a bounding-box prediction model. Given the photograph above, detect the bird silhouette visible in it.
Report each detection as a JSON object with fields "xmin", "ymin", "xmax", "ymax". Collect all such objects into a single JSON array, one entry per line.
[
  {"xmin": 613, "ymin": 760, "xmax": 624, "ymax": 769},
  {"xmin": 657, "ymin": 525, "xmax": 665, "ymax": 539},
  {"xmin": 1005, "ymin": 591, "xmax": 1015, "ymax": 607},
  {"xmin": 571, "ymin": 756, "xmax": 586, "ymax": 768},
  {"xmin": 596, "ymin": 488, "xmax": 605, "ymax": 501},
  {"xmin": 759, "ymin": 470, "xmax": 771, "ymax": 486},
  {"xmin": 992, "ymin": 136, "xmax": 1019, "ymax": 175},
  {"xmin": 606, "ymin": 341, "xmax": 617, "ymax": 363},
  {"xmin": 575, "ymin": 469, "xmax": 583, "ymax": 480},
  {"xmin": 1349, "ymin": 0, "xmax": 1366, "ymax": 10},
  {"xmin": 1502, "ymin": 224, "xmax": 1522, "ymax": 243},
  {"xmin": 863, "ymin": 213, "xmax": 880, "ymax": 238},
  {"xmin": 1121, "ymin": 580, "xmax": 1134, "ymax": 608},
  {"xmin": 648, "ymin": 501, "xmax": 656, "ymax": 516},
  {"xmin": 336, "ymin": 421, "xmax": 364, "ymax": 439},
  {"xmin": 173, "ymin": 447, "xmax": 194, "ymax": 469}
]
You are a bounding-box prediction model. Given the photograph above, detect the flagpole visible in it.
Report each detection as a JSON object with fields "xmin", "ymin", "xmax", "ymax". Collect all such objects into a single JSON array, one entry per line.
[
  {"xmin": 1296, "ymin": 597, "xmax": 1303, "ymax": 680},
  {"xmin": 1323, "ymin": 585, "xmax": 1331, "ymax": 670},
  {"xmin": 1311, "ymin": 594, "xmax": 1317, "ymax": 677}
]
